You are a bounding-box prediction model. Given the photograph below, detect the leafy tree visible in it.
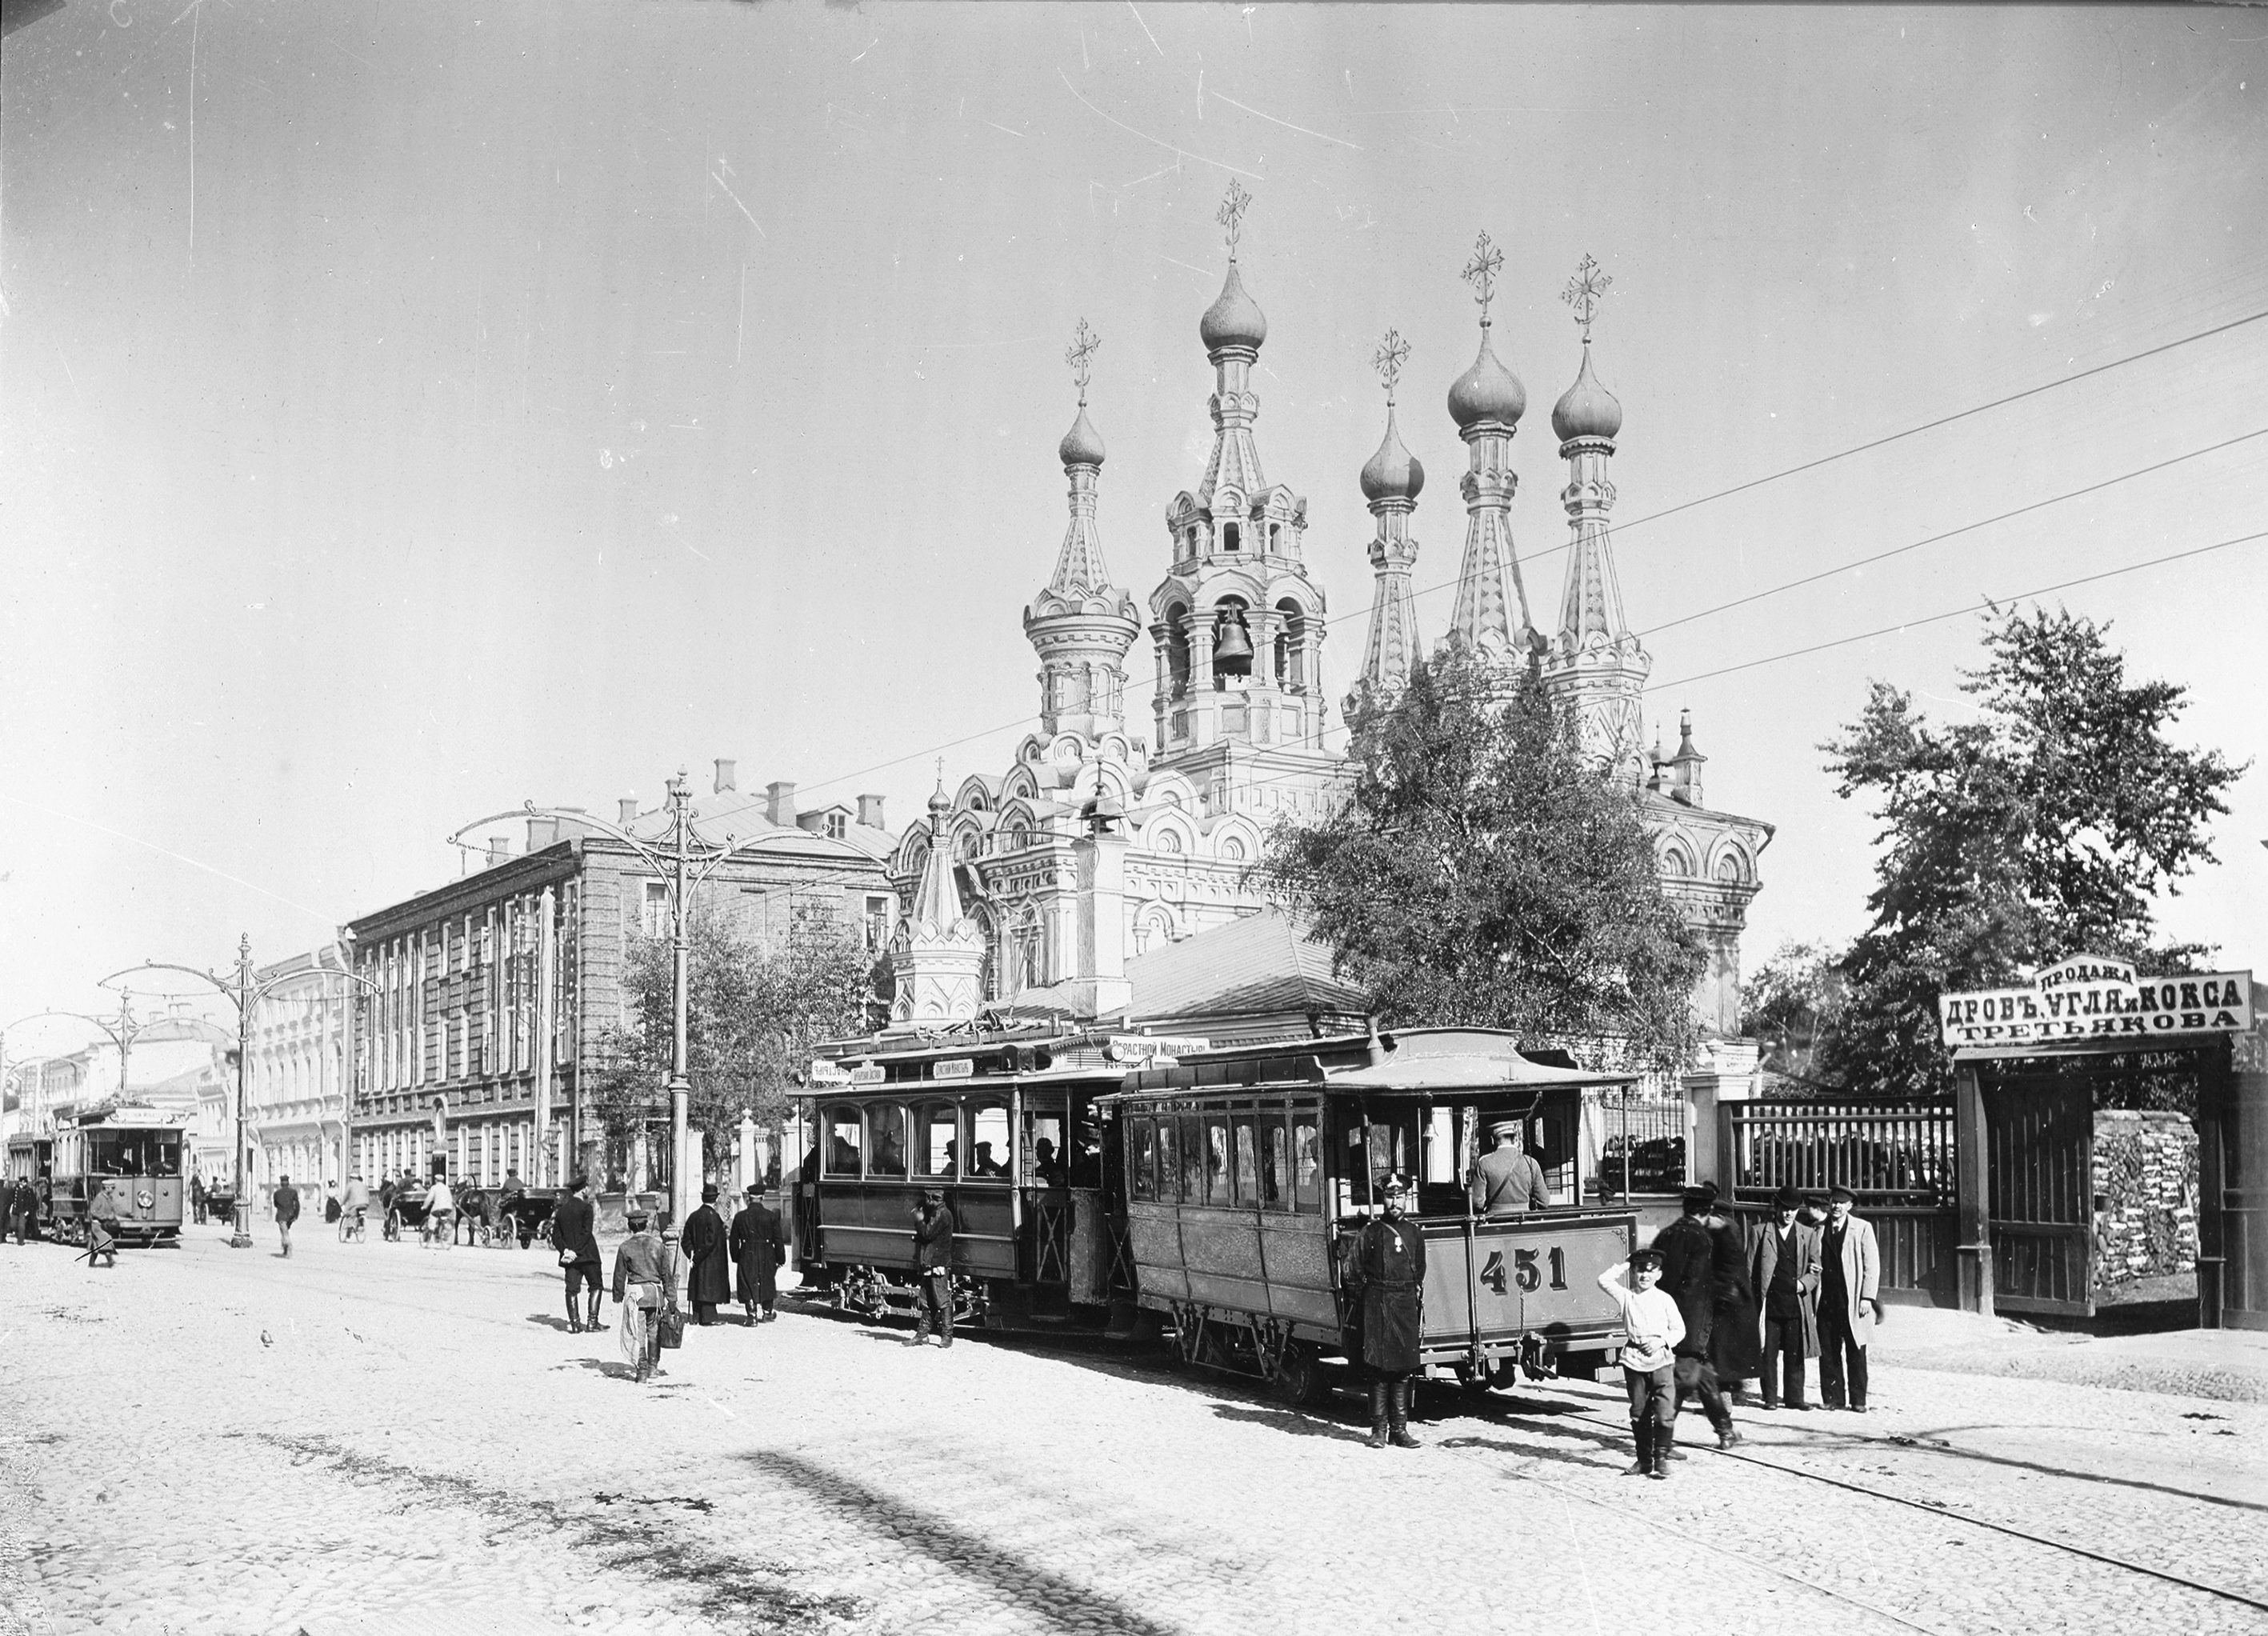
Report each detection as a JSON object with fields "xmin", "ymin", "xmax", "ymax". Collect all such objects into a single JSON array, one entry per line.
[
  {"xmin": 1820, "ymin": 605, "xmax": 2242, "ymax": 1096},
  {"xmin": 589, "ymin": 898, "xmax": 880, "ymax": 1177},
  {"xmin": 1739, "ymin": 939, "xmax": 1849, "ymax": 1088},
  {"xmin": 1257, "ymin": 649, "xmax": 1706, "ymax": 1078}
]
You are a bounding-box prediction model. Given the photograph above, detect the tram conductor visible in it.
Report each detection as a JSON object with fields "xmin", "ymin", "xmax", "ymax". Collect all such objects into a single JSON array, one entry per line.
[
  {"xmin": 1353, "ymin": 1173, "xmax": 1426, "ymax": 1450},
  {"xmin": 1470, "ymin": 1120, "xmax": 1549, "ymax": 1216}
]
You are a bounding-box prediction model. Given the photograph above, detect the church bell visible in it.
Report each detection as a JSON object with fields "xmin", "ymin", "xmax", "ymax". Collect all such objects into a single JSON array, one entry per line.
[{"xmin": 1211, "ymin": 610, "xmax": 1254, "ymax": 675}]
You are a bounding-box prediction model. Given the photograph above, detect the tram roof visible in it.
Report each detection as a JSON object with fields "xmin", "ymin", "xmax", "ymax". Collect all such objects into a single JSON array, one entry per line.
[{"xmin": 1112, "ymin": 1027, "xmax": 1636, "ymax": 1098}]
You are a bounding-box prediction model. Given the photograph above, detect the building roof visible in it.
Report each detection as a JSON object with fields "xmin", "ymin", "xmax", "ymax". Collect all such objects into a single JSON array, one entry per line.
[{"xmin": 1125, "ymin": 906, "xmax": 1368, "ymax": 1023}]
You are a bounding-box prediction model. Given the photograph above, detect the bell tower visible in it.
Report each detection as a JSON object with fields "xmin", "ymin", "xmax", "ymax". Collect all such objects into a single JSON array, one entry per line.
[{"xmin": 1149, "ymin": 183, "xmax": 1335, "ymax": 800}]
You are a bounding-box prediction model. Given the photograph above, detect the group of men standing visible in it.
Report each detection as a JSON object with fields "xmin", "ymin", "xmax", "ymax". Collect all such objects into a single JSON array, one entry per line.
[{"xmin": 1, "ymin": 1175, "xmax": 38, "ymax": 1243}]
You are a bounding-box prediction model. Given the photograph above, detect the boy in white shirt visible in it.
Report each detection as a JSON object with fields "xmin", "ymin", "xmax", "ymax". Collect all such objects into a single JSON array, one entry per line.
[{"xmin": 1599, "ymin": 1246, "xmax": 1686, "ymax": 1479}]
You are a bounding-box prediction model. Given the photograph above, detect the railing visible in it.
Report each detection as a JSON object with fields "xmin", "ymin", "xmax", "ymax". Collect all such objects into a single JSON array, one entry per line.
[{"xmin": 1585, "ymin": 1086, "xmax": 1690, "ymax": 1199}]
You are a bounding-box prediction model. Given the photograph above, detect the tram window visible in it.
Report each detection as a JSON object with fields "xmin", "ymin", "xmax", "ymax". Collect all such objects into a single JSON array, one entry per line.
[
  {"xmin": 823, "ymin": 1107, "xmax": 863, "ymax": 1177},
  {"xmin": 1130, "ymin": 1118, "xmax": 1157, "ymax": 1201},
  {"xmin": 1231, "ymin": 1118, "xmax": 1258, "ymax": 1206},
  {"xmin": 914, "ymin": 1104, "xmax": 958, "ymax": 1178},
  {"xmin": 1156, "ymin": 1117, "xmax": 1181, "ymax": 1202},
  {"xmin": 1176, "ymin": 1117, "xmax": 1202, "ymax": 1202},
  {"xmin": 966, "ymin": 1101, "xmax": 1011, "ymax": 1180},
  {"xmin": 1204, "ymin": 1120, "xmax": 1230, "ymax": 1206},
  {"xmin": 1291, "ymin": 1118, "xmax": 1321, "ymax": 1213},
  {"xmin": 1070, "ymin": 1109, "xmax": 1103, "ymax": 1189},
  {"xmin": 1262, "ymin": 1117, "xmax": 1289, "ymax": 1211},
  {"xmin": 866, "ymin": 1105, "xmax": 909, "ymax": 1177},
  {"xmin": 1023, "ymin": 1109, "xmax": 1067, "ymax": 1187}
]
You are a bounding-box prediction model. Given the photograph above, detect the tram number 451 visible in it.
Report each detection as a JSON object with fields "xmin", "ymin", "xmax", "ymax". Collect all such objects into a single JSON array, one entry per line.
[{"xmin": 1479, "ymin": 1246, "xmax": 1569, "ymax": 1296}]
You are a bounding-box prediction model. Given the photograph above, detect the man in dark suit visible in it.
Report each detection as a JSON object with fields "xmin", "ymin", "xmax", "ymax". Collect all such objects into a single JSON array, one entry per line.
[
  {"xmin": 682, "ymin": 1183, "xmax": 732, "ymax": 1326},
  {"xmin": 1654, "ymin": 1186, "xmax": 1742, "ymax": 1450},
  {"xmin": 730, "ymin": 1189, "xmax": 786, "ymax": 1323},
  {"xmin": 1748, "ymin": 1184, "xmax": 1822, "ymax": 1409},
  {"xmin": 552, "ymin": 1174, "xmax": 605, "ymax": 1333}
]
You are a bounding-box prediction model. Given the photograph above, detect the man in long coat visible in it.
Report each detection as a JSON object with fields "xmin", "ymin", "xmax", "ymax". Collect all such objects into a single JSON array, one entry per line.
[
  {"xmin": 680, "ymin": 1183, "xmax": 733, "ymax": 1326},
  {"xmin": 1818, "ymin": 1184, "xmax": 1882, "ymax": 1411},
  {"xmin": 907, "ymin": 1188, "xmax": 956, "ymax": 1348},
  {"xmin": 1353, "ymin": 1173, "xmax": 1426, "ymax": 1450},
  {"xmin": 730, "ymin": 1190, "xmax": 786, "ymax": 1324},
  {"xmin": 1653, "ymin": 1186, "xmax": 1741, "ymax": 1450},
  {"xmin": 553, "ymin": 1174, "xmax": 605, "ymax": 1334},
  {"xmin": 1702, "ymin": 1182, "xmax": 1760, "ymax": 1394},
  {"xmin": 1748, "ymin": 1183, "xmax": 1822, "ymax": 1409}
]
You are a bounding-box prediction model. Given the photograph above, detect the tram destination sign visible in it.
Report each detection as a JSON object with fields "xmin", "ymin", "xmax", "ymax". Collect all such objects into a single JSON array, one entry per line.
[{"xmin": 1940, "ymin": 960, "xmax": 2254, "ymax": 1048}]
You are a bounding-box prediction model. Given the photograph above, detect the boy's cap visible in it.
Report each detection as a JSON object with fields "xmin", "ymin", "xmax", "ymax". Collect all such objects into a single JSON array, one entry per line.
[
  {"xmin": 1630, "ymin": 1247, "xmax": 1665, "ymax": 1268},
  {"xmin": 922, "ymin": 1187, "xmax": 945, "ymax": 1202}
]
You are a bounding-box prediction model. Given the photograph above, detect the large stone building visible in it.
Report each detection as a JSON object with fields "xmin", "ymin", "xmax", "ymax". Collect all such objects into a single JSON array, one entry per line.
[
  {"xmin": 344, "ymin": 763, "xmax": 894, "ymax": 1191},
  {"xmin": 243, "ymin": 946, "xmax": 354, "ymax": 1203},
  {"xmin": 898, "ymin": 200, "xmax": 1768, "ymax": 1045}
]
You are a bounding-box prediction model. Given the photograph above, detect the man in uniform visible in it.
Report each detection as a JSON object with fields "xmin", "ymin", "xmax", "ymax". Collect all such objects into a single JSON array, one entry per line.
[
  {"xmin": 1354, "ymin": 1173, "xmax": 1426, "ymax": 1449},
  {"xmin": 681, "ymin": 1182, "xmax": 733, "ymax": 1326},
  {"xmin": 1469, "ymin": 1120, "xmax": 1549, "ymax": 1215},
  {"xmin": 1653, "ymin": 1185, "xmax": 1742, "ymax": 1450},
  {"xmin": 730, "ymin": 1187, "xmax": 786, "ymax": 1324},
  {"xmin": 907, "ymin": 1187, "xmax": 955, "ymax": 1348},
  {"xmin": 554, "ymin": 1174, "xmax": 605, "ymax": 1333}
]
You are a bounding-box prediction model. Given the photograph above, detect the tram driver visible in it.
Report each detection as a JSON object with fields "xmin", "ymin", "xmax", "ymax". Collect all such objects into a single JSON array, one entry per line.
[{"xmin": 1470, "ymin": 1119, "xmax": 1550, "ymax": 1216}]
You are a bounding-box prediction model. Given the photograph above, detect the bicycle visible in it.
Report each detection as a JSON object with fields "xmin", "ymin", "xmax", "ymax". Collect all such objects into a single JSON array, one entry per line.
[{"xmin": 338, "ymin": 1207, "xmax": 368, "ymax": 1244}]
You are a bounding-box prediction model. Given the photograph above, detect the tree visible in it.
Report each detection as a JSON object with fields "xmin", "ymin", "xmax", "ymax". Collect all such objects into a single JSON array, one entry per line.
[
  {"xmin": 1256, "ymin": 649, "xmax": 1706, "ymax": 1078},
  {"xmin": 1820, "ymin": 604, "xmax": 2242, "ymax": 1096},
  {"xmin": 1738, "ymin": 939, "xmax": 1849, "ymax": 1087},
  {"xmin": 589, "ymin": 899, "xmax": 879, "ymax": 1175}
]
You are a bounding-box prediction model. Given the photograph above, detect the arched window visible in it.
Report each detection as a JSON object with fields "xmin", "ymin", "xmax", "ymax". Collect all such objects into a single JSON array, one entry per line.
[
  {"xmin": 1274, "ymin": 599, "xmax": 1308, "ymax": 690},
  {"xmin": 1164, "ymin": 604, "xmax": 1191, "ymax": 699},
  {"xmin": 1154, "ymin": 829, "xmax": 1183, "ymax": 854},
  {"xmin": 1223, "ymin": 522, "xmax": 1241, "ymax": 551},
  {"xmin": 1220, "ymin": 835, "xmax": 1246, "ymax": 862}
]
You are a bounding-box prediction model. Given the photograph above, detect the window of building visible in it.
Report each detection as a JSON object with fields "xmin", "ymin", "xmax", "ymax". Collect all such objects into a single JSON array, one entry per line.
[
  {"xmin": 826, "ymin": 812, "xmax": 847, "ymax": 840},
  {"xmin": 863, "ymin": 894, "xmax": 894, "ymax": 954},
  {"xmin": 1223, "ymin": 522, "xmax": 1241, "ymax": 551},
  {"xmin": 641, "ymin": 880, "xmax": 669, "ymax": 938}
]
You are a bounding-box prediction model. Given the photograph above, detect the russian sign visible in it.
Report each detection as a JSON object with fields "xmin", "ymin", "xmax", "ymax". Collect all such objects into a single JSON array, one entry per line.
[
  {"xmin": 808, "ymin": 1060, "xmax": 852, "ymax": 1086},
  {"xmin": 849, "ymin": 1064, "xmax": 887, "ymax": 1086},
  {"xmin": 932, "ymin": 1058, "xmax": 975, "ymax": 1081},
  {"xmin": 1104, "ymin": 1034, "xmax": 1212, "ymax": 1065},
  {"xmin": 1940, "ymin": 963, "xmax": 2254, "ymax": 1049}
]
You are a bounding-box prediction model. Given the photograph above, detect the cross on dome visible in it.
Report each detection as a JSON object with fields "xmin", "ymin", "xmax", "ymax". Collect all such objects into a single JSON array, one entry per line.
[
  {"xmin": 1065, "ymin": 318, "xmax": 1101, "ymax": 405},
  {"xmin": 1562, "ymin": 253, "xmax": 1613, "ymax": 342},
  {"xmin": 1217, "ymin": 180, "xmax": 1253, "ymax": 259},
  {"xmin": 1462, "ymin": 231, "xmax": 1504, "ymax": 326},
  {"xmin": 1372, "ymin": 328, "xmax": 1410, "ymax": 405}
]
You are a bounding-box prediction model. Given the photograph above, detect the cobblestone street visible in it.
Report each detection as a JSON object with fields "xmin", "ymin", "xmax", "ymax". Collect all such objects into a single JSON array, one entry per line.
[{"xmin": 3, "ymin": 1225, "xmax": 2264, "ymax": 1636}]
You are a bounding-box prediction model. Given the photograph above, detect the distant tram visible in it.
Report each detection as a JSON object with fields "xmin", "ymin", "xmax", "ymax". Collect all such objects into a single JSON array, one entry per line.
[
  {"xmin": 802, "ymin": 1027, "xmax": 1639, "ymax": 1401},
  {"xmin": 18, "ymin": 1102, "xmax": 189, "ymax": 1248}
]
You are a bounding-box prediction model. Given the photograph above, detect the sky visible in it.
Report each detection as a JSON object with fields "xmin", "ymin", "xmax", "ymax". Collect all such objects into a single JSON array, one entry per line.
[{"xmin": 3, "ymin": 0, "xmax": 2265, "ymax": 1059}]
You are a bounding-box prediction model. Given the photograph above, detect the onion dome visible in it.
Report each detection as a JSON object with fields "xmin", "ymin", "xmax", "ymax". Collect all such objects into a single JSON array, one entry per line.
[
  {"xmin": 1358, "ymin": 405, "xmax": 1425, "ymax": 502},
  {"xmin": 1058, "ymin": 404, "xmax": 1106, "ymax": 468},
  {"xmin": 1551, "ymin": 342, "xmax": 1623, "ymax": 442},
  {"xmin": 1446, "ymin": 329, "xmax": 1526, "ymax": 430},
  {"xmin": 1199, "ymin": 261, "xmax": 1269, "ymax": 353}
]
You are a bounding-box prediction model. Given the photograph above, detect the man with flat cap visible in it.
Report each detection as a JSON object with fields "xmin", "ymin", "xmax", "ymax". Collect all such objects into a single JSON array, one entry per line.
[
  {"xmin": 907, "ymin": 1186, "xmax": 956, "ymax": 1349},
  {"xmin": 1748, "ymin": 1183, "xmax": 1822, "ymax": 1410},
  {"xmin": 681, "ymin": 1182, "xmax": 732, "ymax": 1327},
  {"xmin": 1351, "ymin": 1172, "xmax": 1426, "ymax": 1449},
  {"xmin": 1469, "ymin": 1119, "xmax": 1549, "ymax": 1216},
  {"xmin": 1818, "ymin": 1183, "xmax": 1882, "ymax": 1411}
]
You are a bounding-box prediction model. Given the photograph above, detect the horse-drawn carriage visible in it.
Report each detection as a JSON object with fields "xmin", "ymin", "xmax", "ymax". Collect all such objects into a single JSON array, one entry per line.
[{"xmin": 382, "ymin": 1181, "xmax": 559, "ymax": 1246}]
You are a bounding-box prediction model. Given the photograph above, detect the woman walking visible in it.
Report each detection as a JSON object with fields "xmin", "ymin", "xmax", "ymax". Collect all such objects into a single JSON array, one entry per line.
[{"xmin": 611, "ymin": 1210, "xmax": 679, "ymax": 1384}]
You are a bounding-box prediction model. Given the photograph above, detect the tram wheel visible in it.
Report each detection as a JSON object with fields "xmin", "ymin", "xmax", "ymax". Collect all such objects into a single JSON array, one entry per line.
[{"xmin": 1273, "ymin": 1342, "xmax": 1332, "ymax": 1409}]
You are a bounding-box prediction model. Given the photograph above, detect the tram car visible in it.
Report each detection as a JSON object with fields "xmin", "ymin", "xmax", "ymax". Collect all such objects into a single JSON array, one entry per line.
[
  {"xmin": 6, "ymin": 1132, "xmax": 54, "ymax": 1237},
  {"xmin": 38, "ymin": 1101, "xmax": 189, "ymax": 1248},
  {"xmin": 802, "ymin": 1027, "xmax": 1638, "ymax": 1400}
]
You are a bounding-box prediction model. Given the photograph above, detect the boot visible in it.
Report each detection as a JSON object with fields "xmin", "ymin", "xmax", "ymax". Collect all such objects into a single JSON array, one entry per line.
[
  {"xmin": 1650, "ymin": 1419, "xmax": 1674, "ymax": 1478},
  {"xmin": 907, "ymin": 1318, "xmax": 930, "ymax": 1349},
  {"xmin": 586, "ymin": 1295, "xmax": 602, "ymax": 1333},
  {"xmin": 566, "ymin": 1296, "xmax": 582, "ymax": 1334},
  {"xmin": 1365, "ymin": 1382, "xmax": 1390, "ymax": 1449},
  {"xmin": 1388, "ymin": 1380, "xmax": 1420, "ymax": 1449},
  {"xmin": 1716, "ymin": 1419, "xmax": 1744, "ymax": 1450},
  {"xmin": 1625, "ymin": 1419, "xmax": 1652, "ymax": 1476},
  {"xmin": 938, "ymin": 1325, "xmax": 954, "ymax": 1350}
]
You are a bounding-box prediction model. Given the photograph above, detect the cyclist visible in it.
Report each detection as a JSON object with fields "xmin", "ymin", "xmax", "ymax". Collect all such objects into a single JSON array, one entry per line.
[{"xmin": 338, "ymin": 1173, "xmax": 371, "ymax": 1242}]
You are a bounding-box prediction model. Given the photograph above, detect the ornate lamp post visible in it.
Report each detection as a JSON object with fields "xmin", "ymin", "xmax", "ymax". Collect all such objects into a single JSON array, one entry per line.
[
  {"xmin": 103, "ymin": 940, "xmax": 378, "ymax": 1250},
  {"xmin": 451, "ymin": 767, "xmax": 783, "ymax": 1226}
]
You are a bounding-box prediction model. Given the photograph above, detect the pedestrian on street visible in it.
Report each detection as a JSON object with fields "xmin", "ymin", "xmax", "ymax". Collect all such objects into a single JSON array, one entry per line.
[
  {"xmin": 906, "ymin": 1188, "xmax": 955, "ymax": 1348},
  {"xmin": 272, "ymin": 1176, "xmax": 301, "ymax": 1258},
  {"xmin": 1654, "ymin": 1186, "xmax": 1742, "ymax": 1450},
  {"xmin": 87, "ymin": 1183, "xmax": 121, "ymax": 1268},
  {"xmin": 0, "ymin": 1178, "xmax": 21, "ymax": 1244},
  {"xmin": 426, "ymin": 1175, "xmax": 456, "ymax": 1247},
  {"xmin": 1598, "ymin": 1247, "xmax": 1684, "ymax": 1478},
  {"xmin": 1468, "ymin": 1120, "xmax": 1550, "ymax": 1216},
  {"xmin": 552, "ymin": 1174, "xmax": 605, "ymax": 1333},
  {"xmin": 681, "ymin": 1183, "xmax": 731, "ymax": 1326},
  {"xmin": 1818, "ymin": 1185, "xmax": 1882, "ymax": 1412},
  {"xmin": 1748, "ymin": 1184, "xmax": 1822, "ymax": 1410},
  {"xmin": 498, "ymin": 1169, "xmax": 526, "ymax": 1246},
  {"xmin": 1701, "ymin": 1182, "xmax": 1761, "ymax": 1399},
  {"xmin": 610, "ymin": 1209, "xmax": 679, "ymax": 1384},
  {"xmin": 729, "ymin": 1188, "xmax": 786, "ymax": 1324},
  {"xmin": 1353, "ymin": 1172, "xmax": 1426, "ymax": 1450},
  {"xmin": 189, "ymin": 1174, "xmax": 206, "ymax": 1226}
]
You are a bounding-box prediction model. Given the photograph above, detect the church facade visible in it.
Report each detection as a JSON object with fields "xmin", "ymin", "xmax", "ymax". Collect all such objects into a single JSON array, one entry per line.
[{"xmin": 891, "ymin": 194, "xmax": 1768, "ymax": 1042}]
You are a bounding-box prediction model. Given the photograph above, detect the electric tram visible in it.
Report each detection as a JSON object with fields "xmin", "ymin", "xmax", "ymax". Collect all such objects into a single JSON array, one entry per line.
[
  {"xmin": 801, "ymin": 1026, "xmax": 1640, "ymax": 1400},
  {"xmin": 32, "ymin": 1101, "xmax": 190, "ymax": 1247}
]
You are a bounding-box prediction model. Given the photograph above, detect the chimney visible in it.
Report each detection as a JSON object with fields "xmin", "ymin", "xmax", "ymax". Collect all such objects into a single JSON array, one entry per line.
[
  {"xmin": 486, "ymin": 834, "xmax": 512, "ymax": 866},
  {"xmin": 714, "ymin": 758, "xmax": 738, "ymax": 795},
  {"xmin": 526, "ymin": 816, "xmax": 559, "ymax": 852},
  {"xmin": 857, "ymin": 794, "xmax": 886, "ymax": 830},
  {"xmin": 618, "ymin": 795, "xmax": 639, "ymax": 826},
  {"xmin": 766, "ymin": 780, "xmax": 797, "ymax": 826}
]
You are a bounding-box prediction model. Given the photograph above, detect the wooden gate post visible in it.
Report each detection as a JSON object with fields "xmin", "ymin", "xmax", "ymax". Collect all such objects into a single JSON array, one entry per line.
[{"xmin": 1953, "ymin": 1062, "xmax": 1994, "ymax": 1316}]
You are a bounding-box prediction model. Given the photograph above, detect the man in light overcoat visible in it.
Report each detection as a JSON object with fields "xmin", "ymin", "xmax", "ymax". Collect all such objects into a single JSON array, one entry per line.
[
  {"xmin": 1818, "ymin": 1184, "xmax": 1882, "ymax": 1411},
  {"xmin": 1747, "ymin": 1184, "xmax": 1822, "ymax": 1409}
]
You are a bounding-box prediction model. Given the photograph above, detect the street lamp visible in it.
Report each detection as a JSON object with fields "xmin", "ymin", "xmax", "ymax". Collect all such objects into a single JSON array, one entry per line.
[
  {"xmin": 452, "ymin": 766, "xmax": 784, "ymax": 1225},
  {"xmin": 3, "ymin": 1005, "xmax": 154, "ymax": 1110},
  {"xmin": 103, "ymin": 938, "xmax": 378, "ymax": 1250}
]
